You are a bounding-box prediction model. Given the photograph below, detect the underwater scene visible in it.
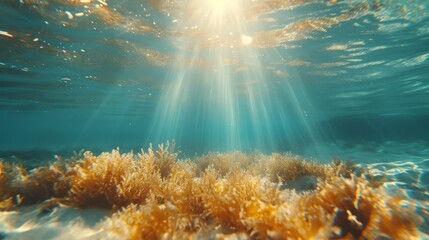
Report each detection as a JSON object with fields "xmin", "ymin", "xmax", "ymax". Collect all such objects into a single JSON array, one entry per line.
[{"xmin": 1, "ymin": 0, "xmax": 429, "ymax": 239}]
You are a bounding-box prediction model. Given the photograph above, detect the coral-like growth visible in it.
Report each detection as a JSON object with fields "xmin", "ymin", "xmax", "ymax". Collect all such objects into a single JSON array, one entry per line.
[
  {"xmin": 290, "ymin": 176, "xmax": 421, "ymax": 239},
  {"xmin": 68, "ymin": 150, "xmax": 141, "ymax": 208},
  {"xmin": 0, "ymin": 160, "xmax": 70, "ymax": 209},
  {"xmin": 0, "ymin": 144, "xmax": 423, "ymax": 239},
  {"xmin": 264, "ymin": 153, "xmax": 355, "ymax": 184},
  {"xmin": 0, "ymin": 161, "xmax": 16, "ymax": 209},
  {"xmin": 195, "ymin": 152, "xmax": 254, "ymax": 177},
  {"xmin": 202, "ymin": 169, "xmax": 281, "ymax": 232},
  {"xmin": 68, "ymin": 142, "xmax": 177, "ymax": 209},
  {"xmin": 0, "ymin": 142, "xmax": 178, "ymax": 210},
  {"xmin": 106, "ymin": 165, "xmax": 421, "ymax": 239}
]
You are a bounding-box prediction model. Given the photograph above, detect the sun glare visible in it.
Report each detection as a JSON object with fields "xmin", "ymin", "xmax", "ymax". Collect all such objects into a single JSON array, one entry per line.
[
  {"xmin": 191, "ymin": 0, "xmax": 244, "ymax": 25},
  {"xmin": 208, "ymin": 0, "xmax": 236, "ymax": 13},
  {"xmin": 241, "ymin": 34, "xmax": 253, "ymax": 45},
  {"xmin": 179, "ymin": 0, "xmax": 247, "ymax": 49},
  {"xmin": 151, "ymin": 0, "xmax": 320, "ymax": 152}
]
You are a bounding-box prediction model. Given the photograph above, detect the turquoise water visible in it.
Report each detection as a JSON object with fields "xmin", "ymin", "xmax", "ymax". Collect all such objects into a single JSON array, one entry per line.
[
  {"xmin": 1, "ymin": 0, "xmax": 429, "ymax": 237},
  {"xmin": 0, "ymin": 0, "xmax": 428, "ymax": 159}
]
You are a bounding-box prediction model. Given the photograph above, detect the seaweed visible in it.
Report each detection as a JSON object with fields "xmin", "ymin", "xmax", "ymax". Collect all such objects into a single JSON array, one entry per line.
[
  {"xmin": 0, "ymin": 143, "xmax": 422, "ymax": 239},
  {"xmin": 0, "ymin": 160, "xmax": 70, "ymax": 208},
  {"xmin": 194, "ymin": 151, "xmax": 254, "ymax": 177}
]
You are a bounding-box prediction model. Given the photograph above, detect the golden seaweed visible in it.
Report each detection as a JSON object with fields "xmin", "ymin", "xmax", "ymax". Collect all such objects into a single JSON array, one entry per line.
[{"xmin": 0, "ymin": 144, "xmax": 422, "ymax": 239}]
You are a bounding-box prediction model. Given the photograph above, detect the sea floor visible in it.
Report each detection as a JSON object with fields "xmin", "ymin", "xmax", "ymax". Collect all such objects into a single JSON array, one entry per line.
[{"xmin": 0, "ymin": 142, "xmax": 429, "ymax": 239}]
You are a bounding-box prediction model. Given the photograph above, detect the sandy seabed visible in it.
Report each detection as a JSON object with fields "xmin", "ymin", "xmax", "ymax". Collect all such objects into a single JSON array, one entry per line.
[{"xmin": 1, "ymin": 142, "xmax": 428, "ymax": 239}]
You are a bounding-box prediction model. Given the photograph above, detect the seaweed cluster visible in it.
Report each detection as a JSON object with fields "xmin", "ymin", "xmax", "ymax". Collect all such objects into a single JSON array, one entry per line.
[{"xmin": 0, "ymin": 143, "xmax": 422, "ymax": 239}]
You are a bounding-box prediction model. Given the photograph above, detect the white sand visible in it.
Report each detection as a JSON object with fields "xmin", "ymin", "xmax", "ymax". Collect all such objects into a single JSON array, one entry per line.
[{"xmin": 0, "ymin": 203, "xmax": 110, "ymax": 240}]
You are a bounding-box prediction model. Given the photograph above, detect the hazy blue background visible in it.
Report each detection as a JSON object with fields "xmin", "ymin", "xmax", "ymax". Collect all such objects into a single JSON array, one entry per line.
[{"xmin": 1, "ymin": 0, "xmax": 428, "ymax": 162}]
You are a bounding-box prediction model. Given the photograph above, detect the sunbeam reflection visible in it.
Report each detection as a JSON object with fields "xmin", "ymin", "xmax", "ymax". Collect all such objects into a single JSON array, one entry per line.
[{"xmin": 149, "ymin": 0, "xmax": 322, "ymax": 153}]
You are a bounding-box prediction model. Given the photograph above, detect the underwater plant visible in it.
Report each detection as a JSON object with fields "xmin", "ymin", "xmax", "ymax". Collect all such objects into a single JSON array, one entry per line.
[
  {"xmin": 0, "ymin": 143, "xmax": 423, "ymax": 239},
  {"xmin": 0, "ymin": 160, "xmax": 71, "ymax": 209},
  {"xmin": 194, "ymin": 151, "xmax": 255, "ymax": 177},
  {"xmin": 264, "ymin": 153, "xmax": 356, "ymax": 184},
  {"xmin": 68, "ymin": 142, "xmax": 177, "ymax": 209}
]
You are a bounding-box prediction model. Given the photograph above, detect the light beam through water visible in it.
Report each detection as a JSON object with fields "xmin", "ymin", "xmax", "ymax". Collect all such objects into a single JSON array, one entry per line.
[{"xmin": 149, "ymin": 0, "xmax": 322, "ymax": 154}]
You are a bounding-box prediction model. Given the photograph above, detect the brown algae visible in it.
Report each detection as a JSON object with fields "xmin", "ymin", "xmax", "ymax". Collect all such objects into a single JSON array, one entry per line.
[{"xmin": 0, "ymin": 143, "xmax": 422, "ymax": 239}]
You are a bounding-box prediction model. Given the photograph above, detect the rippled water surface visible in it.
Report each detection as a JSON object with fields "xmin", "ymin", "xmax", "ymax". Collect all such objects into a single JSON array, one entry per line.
[{"xmin": 1, "ymin": 0, "xmax": 428, "ymax": 156}]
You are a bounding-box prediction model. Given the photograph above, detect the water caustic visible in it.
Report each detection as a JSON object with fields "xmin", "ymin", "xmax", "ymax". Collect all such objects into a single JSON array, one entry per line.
[{"xmin": 0, "ymin": 0, "xmax": 429, "ymax": 239}]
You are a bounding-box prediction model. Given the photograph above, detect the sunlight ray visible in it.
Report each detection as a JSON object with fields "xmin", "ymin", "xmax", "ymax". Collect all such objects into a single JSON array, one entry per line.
[{"xmin": 150, "ymin": 0, "xmax": 321, "ymax": 152}]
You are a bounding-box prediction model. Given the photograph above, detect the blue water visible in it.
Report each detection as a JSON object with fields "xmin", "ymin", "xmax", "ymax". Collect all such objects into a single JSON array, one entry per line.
[{"xmin": 0, "ymin": 0, "xmax": 428, "ymax": 160}]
